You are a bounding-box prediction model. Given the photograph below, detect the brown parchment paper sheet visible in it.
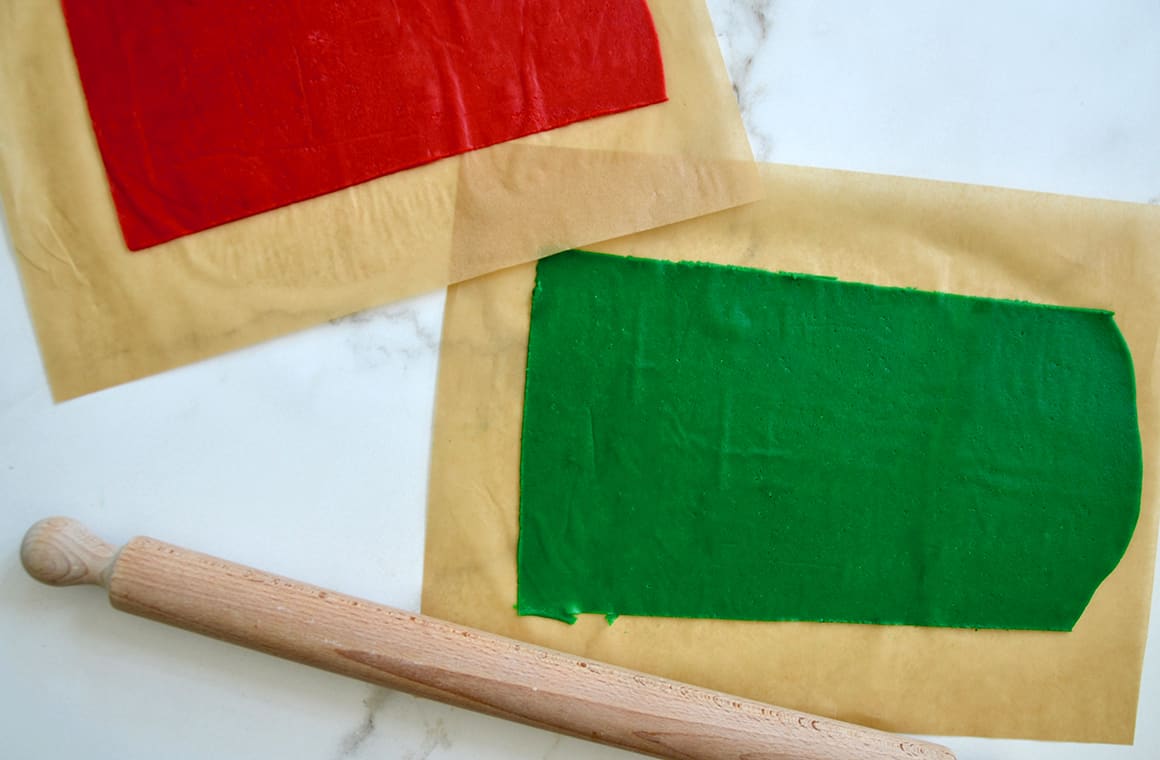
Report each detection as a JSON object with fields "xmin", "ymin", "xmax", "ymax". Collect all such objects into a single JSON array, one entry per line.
[
  {"xmin": 422, "ymin": 163, "xmax": 1160, "ymax": 743},
  {"xmin": 0, "ymin": 0, "xmax": 757, "ymax": 401}
]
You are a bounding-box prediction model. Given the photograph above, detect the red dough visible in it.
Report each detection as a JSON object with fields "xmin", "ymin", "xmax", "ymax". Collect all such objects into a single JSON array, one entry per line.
[{"xmin": 61, "ymin": 1, "xmax": 667, "ymax": 250}]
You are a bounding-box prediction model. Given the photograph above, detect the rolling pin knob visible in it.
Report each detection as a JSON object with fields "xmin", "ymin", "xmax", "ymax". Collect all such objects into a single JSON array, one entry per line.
[{"xmin": 21, "ymin": 517, "xmax": 116, "ymax": 587}]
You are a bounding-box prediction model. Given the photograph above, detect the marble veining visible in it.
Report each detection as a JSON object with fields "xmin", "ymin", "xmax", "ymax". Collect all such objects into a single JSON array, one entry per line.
[
  {"xmin": 405, "ymin": 718, "xmax": 452, "ymax": 760},
  {"xmin": 0, "ymin": 1, "xmax": 1158, "ymax": 759},
  {"xmin": 707, "ymin": 0, "xmax": 777, "ymax": 161},
  {"xmin": 328, "ymin": 294, "xmax": 444, "ymax": 369},
  {"xmin": 539, "ymin": 735, "xmax": 565, "ymax": 759},
  {"xmin": 332, "ymin": 685, "xmax": 456, "ymax": 760},
  {"xmin": 335, "ymin": 688, "xmax": 394, "ymax": 759}
]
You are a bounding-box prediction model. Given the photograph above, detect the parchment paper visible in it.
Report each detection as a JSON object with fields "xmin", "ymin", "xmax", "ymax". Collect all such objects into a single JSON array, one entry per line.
[
  {"xmin": 422, "ymin": 163, "xmax": 1160, "ymax": 743},
  {"xmin": 0, "ymin": 0, "xmax": 757, "ymax": 401}
]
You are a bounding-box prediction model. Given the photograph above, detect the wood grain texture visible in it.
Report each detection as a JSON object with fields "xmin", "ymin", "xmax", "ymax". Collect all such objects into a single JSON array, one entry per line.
[
  {"xmin": 20, "ymin": 517, "xmax": 115, "ymax": 587},
  {"xmin": 104, "ymin": 535, "xmax": 954, "ymax": 760}
]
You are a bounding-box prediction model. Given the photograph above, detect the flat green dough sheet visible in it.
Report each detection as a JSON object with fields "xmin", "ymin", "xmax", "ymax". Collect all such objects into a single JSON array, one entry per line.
[{"xmin": 517, "ymin": 249, "xmax": 1142, "ymax": 630}]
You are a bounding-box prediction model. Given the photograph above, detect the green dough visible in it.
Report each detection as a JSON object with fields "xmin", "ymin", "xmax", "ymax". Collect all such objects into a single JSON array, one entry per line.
[{"xmin": 517, "ymin": 250, "xmax": 1142, "ymax": 630}]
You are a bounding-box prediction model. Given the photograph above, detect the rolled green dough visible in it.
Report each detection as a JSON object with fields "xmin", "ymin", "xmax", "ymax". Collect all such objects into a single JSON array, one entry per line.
[{"xmin": 517, "ymin": 249, "xmax": 1142, "ymax": 630}]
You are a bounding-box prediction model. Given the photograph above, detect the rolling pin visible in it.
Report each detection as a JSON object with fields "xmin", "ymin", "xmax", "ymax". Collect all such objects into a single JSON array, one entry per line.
[{"xmin": 21, "ymin": 517, "xmax": 954, "ymax": 760}]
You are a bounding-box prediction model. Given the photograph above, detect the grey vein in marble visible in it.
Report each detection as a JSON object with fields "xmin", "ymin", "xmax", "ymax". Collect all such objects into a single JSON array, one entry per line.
[
  {"xmin": 335, "ymin": 688, "xmax": 393, "ymax": 759},
  {"xmin": 403, "ymin": 716, "xmax": 451, "ymax": 760},
  {"xmin": 708, "ymin": 0, "xmax": 777, "ymax": 160},
  {"xmin": 328, "ymin": 299, "xmax": 442, "ymax": 369},
  {"xmin": 539, "ymin": 735, "xmax": 564, "ymax": 759},
  {"xmin": 333, "ymin": 687, "xmax": 453, "ymax": 760}
]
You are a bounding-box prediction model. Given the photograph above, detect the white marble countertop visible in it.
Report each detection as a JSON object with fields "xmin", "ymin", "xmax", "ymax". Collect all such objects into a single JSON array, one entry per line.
[{"xmin": 2, "ymin": 1, "xmax": 1158, "ymax": 758}]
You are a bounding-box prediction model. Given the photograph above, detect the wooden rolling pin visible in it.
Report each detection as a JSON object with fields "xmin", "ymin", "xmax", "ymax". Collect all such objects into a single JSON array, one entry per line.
[{"xmin": 21, "ymin": 517, "xmax": 954, "ymax": 760}]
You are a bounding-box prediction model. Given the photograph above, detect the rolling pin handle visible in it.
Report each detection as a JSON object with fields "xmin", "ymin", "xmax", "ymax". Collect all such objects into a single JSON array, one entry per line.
[{"xmin": 21, "ymin": 517, "xmax": 117, "ymax": 588}]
